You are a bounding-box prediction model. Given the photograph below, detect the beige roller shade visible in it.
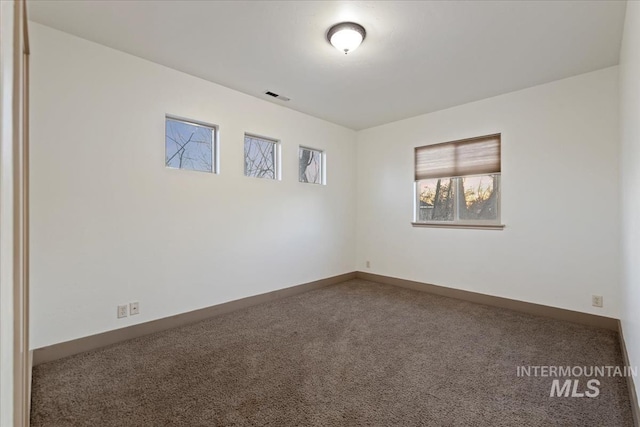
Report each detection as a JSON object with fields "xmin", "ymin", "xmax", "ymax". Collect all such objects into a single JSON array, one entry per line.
[{"xmin": 415, "ymin": 134, "xmax": 501, "ymax": 180}]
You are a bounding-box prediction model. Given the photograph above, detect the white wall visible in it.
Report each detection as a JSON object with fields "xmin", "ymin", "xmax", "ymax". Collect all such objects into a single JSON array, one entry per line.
[
  {"xmin": 29, "ymin": 23, "xmax": 357, "ymax": 349},
  {"xmin": 356, "ymin": 67, "xmax": 621, "ymax": 318},
  {"xmin": 619, "ymin": 1, "xmax": 640, "ymax": 403}
]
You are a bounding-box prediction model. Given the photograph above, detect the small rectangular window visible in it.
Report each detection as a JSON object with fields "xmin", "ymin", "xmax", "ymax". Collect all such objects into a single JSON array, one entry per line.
[
  {"xmin": 298, "ymin": 146, "xmax": 323, "ymax": 184},
  {"xmin": 165, "ymin": 116, "xmax": 216, "ymax": 173},
  {"xmin": 244, "ymin": 134, "xmax": 279, "ymax": 180},
  {"xmin": 414, "ymin": 134, "xmax": 502, "ymax": 227}
]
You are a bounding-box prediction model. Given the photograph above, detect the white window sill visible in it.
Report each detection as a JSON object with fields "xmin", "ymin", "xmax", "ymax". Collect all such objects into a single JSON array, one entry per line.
[{"xmin": 411, "ymin": 222, "xmax": 505, "ymax": 230}]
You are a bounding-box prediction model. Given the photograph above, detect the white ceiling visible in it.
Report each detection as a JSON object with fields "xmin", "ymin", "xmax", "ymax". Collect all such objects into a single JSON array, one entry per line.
[{"xmin": 28, "ymin": 0, "xmax": 626, "ymax": 130}]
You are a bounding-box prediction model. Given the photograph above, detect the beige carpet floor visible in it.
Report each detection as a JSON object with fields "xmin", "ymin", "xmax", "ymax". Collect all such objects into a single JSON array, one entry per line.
[{"xmin": 31, "ymin": 279, "xmax": 633, "ymax": 426}]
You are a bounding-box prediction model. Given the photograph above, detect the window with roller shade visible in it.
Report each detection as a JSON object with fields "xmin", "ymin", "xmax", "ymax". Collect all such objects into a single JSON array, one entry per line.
[{"xmin": 414, "ymin": 134, "xmax": 501, "ymax": 226}]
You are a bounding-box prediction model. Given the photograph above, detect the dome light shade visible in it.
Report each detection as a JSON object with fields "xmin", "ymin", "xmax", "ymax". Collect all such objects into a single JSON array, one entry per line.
[{"xmin": 327, "ymin": 22, "xmax": 366, "ymax": 54}]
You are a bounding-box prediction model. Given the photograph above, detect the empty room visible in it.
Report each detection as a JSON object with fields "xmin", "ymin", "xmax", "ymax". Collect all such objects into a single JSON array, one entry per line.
[{"xmin": 1, "ymin": 0, "xmax": 640, "ymax": 425}]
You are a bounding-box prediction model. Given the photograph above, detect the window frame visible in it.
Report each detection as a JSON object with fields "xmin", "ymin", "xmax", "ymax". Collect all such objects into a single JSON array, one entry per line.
[
  {"xmin": 298, "ymin": 145, "xmax": 325, "ymax": 185},
  {"xmin": 165, "ymin": 115, "xmax": 219, "ymax": 174},
  {"xmin": 413, "ymin": 174, "xmax": 503, "ymax": 229},
  {"xmin": 243, "ymin": 133, "xmax": 281, "ymax": 180}
]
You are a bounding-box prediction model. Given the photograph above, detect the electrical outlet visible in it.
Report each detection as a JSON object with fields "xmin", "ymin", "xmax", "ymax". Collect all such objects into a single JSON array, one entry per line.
[
  {"xmin": 117, "ymin": 304, "xmax": 128, "ymax": 318},
  {"xmin": 366, "ymin": 261, "xmax": 370, "ymax": 268},
  {"xmin": 130, "ymin": 301, "xmax": 139, "ymax": 315},
  {"xmin": 592, "ymin": 295, "xmax": 603, "ymax": 308}
]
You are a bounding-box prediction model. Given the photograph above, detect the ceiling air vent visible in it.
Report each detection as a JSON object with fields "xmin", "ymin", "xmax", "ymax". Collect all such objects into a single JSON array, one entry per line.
[{"xmin": 264, "ymin": 91, "xmax": 290, "ymax": 102}]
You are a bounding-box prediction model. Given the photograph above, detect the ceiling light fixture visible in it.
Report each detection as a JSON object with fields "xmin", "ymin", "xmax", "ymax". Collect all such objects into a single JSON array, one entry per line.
[{"xmin": 327, "ymin": 22, "xmax": 366, "ymax": 55}]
